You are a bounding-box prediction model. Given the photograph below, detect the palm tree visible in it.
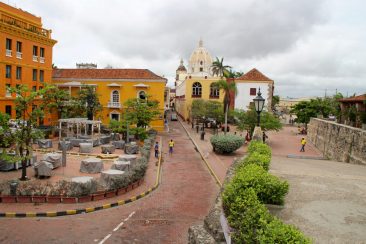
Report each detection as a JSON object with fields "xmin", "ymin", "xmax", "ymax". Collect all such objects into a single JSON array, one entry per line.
[{"xmin": 211, "ymin": 57, "xmax": 236, "ymax": 134}]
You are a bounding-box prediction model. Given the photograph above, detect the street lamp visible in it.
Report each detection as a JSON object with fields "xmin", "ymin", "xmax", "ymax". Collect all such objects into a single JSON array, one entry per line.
[{"xmin": 253, "ymin": 88, "xmax": 265, "ymax": 126}]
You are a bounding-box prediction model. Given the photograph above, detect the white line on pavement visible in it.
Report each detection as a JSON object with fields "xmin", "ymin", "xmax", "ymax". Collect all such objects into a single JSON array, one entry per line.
[{"xmin": 98, "ymin": 234, "xmax": 111, "ymax": 244}]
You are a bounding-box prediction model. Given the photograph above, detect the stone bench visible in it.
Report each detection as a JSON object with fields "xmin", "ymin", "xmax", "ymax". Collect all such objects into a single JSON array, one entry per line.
[
  {"xmin": 111, "ymin": 160, "xmax": 130, "ymax": 171},
  {"xmin": 80, "ymin": 157, "xmax": 103, "ymax": 173},
  {"xmin": 43, "ymin": 152, "xmax": 62, "ymax": 169},
  {"xmin": 79, "ymin": 143, "xmax": 93, "ymax": 153},
  {"xmin": 112, "ymin": 140, "xmax": 125, "ymax": 149},
  {"xmin": 100, "ymin": 135, "xmax": 111, "ymax": 145},
  {"xmin": 34, "ymin": 161, "xmax": 53, "ymax": 178},
  {"xmin": 100, "ymin": 169, "xmax": 125, "ymax": 188},
  {"xmin": 118, "ymin": 155, "xmax": 137, "ymax": 164},
  {"xmin": 101, "ymin": 145, "xmax": 116, "ymax": 154},
  {"xmin": 38, "ymin": 139, "xmax": 53, "ymax": 149},
  {"xmin": 124, "ymin": 142, "xmax": 139, "ymax": 154},
  {"xmin": 58, "ymin": 141, "xmax": 73, "ymax": 151}
]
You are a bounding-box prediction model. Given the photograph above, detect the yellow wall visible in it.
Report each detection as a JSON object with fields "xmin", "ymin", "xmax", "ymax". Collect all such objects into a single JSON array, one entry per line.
[
  {"xmin": 176, "ymin": 76, "xmax": 223, "ymax": 120},
  {"xmin": 52, "ymin": 79, "xmax": 166, "ymax": 131},
  {"xmin": 0, "ymin": 2, "xmax": 56, "ymax": 125}
]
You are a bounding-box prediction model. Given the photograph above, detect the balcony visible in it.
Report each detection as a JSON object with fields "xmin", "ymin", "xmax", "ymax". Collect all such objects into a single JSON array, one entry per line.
[
  {"xmin": 5, "ymin": 92, "xmax": 11, "ymax": 97},
  {"xmin": 6, "ymin": 49, "xmax": 12, "ymax": 57},
  {"xmin": 16, "ymin": 52, "xmax": 22, "ymax": 59},
  {"xmin": 33, "ymin": 55, "xmax": 38, "ymax": 62},
  {"xmin": 39, "ymin": 57, "xmax": 45, "ymax": 63},
  {"xmin": 107, "ymin": 102, "xmax": 121, "ymax": 108}
]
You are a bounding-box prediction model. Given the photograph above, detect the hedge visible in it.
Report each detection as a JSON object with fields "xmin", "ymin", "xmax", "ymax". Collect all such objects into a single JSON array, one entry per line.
[
  {"xmin": 225, "ymin": 164, "xmax": 289, "ymax": 206},
  {"xmin": 210, "ymin": 134, "xmax": 244, "ymax": 154},
  {"xmin": 239, "ymin": 151, "xmax": 272, "ymax": 171},
  {"xmin": 247, "ymin": 140, "xmax": 272, "ymax": 157}
]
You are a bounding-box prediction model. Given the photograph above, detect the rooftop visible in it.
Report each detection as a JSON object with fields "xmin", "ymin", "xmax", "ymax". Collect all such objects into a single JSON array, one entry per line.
[
  {"xmin": 338, "ymin": 94, "xmax": 366, "ymax": 103},
  {"xmin": 237, "ymin": 68, "xmax": 273, "ymax": 82}
]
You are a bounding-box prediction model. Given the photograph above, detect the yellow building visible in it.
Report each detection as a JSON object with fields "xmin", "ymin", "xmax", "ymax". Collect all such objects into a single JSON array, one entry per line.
[
  {"xmin": 175, "ymin": 40, "xmax": 223, "ymax": 120},
  {"xmin": 52, "ymin": 68, "xmax": 167, "ymax": 131},
  {"xmin": 0, "ymin": 2, "xmax": 56, "ymax": 124}
]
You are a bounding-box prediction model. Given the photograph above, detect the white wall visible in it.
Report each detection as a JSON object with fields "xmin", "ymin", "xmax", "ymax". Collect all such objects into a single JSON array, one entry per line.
[
  {"xmin": 176, "ymin": 80, "xmax": 186, "ymax": 97},
  {"xmin": 234, "ymin": 83, "xmax": 270, "ymax": 111}
]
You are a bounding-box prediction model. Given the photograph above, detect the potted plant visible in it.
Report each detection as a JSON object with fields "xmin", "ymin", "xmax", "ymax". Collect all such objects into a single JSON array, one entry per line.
[
  {"xmin": 58, "ymin": 181, "xmax": 78, "ymax": 204},
  {"xmin": 77, "ymin": 180, "xmax": 97, "ymax": 203},
  {"xmin": 16, "ymin": 182, "xmax": 32, "ymax": 203},
  {"xmin": 32, "ymin": 183, "xmax": 48, "ymax": 203},
  {"xmin": 0, "ymin": 181, "xmax": 17, "ymax": 203},
  {"xmin": 47, "ymin": 183, "xmax": 62, "ymax": 203}
]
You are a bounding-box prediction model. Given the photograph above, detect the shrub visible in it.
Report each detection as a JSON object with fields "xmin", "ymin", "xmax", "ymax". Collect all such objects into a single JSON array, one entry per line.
[
  {"xmin": 258, "ymin": 216, "xmax": 311, "ymax": 243},
  {"xmin": 226, "ymin": 164, "xmax": 288, "ymax": 205},
  {"xmin": 248, "ymin": 140, "xmax": 272, "ymax": 157},
  {"xmin": 210, "ymin": 134, "xmax": 244, "ymax": 154},
  {"xmin": 239, "ymin": 152, "xmax": 271, "ymax": 171}
]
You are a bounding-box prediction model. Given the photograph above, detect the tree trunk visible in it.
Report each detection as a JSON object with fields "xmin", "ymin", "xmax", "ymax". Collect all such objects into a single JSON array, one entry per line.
[
  {"xmin": 19, "ymin": 147, "xmax": 27, "ymax": 181},
  {"xmin": 224, "ymin": 104, "xmax": 228, "ymax": 135}
]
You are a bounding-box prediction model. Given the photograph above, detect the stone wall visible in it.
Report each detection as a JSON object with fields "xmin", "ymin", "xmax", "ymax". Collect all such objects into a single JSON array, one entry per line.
[{"xmin": 308, "ymin": 118, "xmax": 366, "ymax": 165}]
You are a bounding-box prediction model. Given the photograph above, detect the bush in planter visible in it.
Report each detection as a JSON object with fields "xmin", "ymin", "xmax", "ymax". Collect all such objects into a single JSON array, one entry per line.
[
  {"xmin": 225, "ymin": 164, "xmax": 289, "ymax": 205},
  {"xmin": 238, "ymin": 152, "xmax": 272, "ymax": 171},
  {"xmin": 247, "ymin": 141, "xmax": 272, "ymax": 157},
  {"xmin": 258, "ymin": 216, "xmax": 311, "ymax": 243},
  {"xmin": 59, "ymin": 180, "xmax": 97, "ymax": 197},
  {"xmin": 210, "ymin": 134, "xmax": 244, "ymax": 154}
]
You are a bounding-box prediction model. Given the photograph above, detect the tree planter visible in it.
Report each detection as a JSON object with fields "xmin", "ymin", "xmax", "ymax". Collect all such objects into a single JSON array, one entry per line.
[
  {"xmin": 138, "ymin": 179, "xmax": 144, "ymax": 186},
  {"xmin": 47, "ymin": 196, "xmax": 62, "ymax": 203},
  {"xmin": 126, "ymin": 184, "xmax": 133, "ymax": 192},
  {"xmin": 105, "ymin": 190, "xmax": 117, "ymax": 198},
  {"xmin": 62, "ymin": 197, "xmax": 78, "ymax": 204},
  {"xmin": 17, "ymin": 196, "xmax": 32, "ymax": 203},
  {"xmin": 1, "ymin": 195, "xmax": 17, "ymax": 203},
  {"xmin": 92, "ymin": 192, "xmax": 105, "ymax": 201},
  {"xmin": 117, "ymin": 187, "xmax": 127, "ymax": 195},
  {"xmin": 78, "ymin": 195, "xmax": 93, "ymax": 203},
  {"xmin": 32, "ymin": 195, "xmax": 46, "ymax": 203},
  {"xmin": 132, "ymin": 181, "xmax": 139, "ymax": 189}
]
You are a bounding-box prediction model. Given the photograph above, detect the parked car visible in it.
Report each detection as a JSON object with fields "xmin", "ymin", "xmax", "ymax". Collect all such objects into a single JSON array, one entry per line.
[{"xmin": 171, "ymin": 113, "xmax": 178, "ymax": 121}]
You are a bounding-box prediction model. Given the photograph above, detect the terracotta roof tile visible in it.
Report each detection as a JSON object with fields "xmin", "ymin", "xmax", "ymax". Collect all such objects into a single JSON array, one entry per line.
[
  {"xmin": 52, "ymin": 68, "xmax": 166, "ymax": 80},
  {"xmin": 237, "ymin": 68, "xmax": 273, "ymax": 81},
  {"xmin": 339, "ymin": 94, "xmax": 366, "ymax": 102}
]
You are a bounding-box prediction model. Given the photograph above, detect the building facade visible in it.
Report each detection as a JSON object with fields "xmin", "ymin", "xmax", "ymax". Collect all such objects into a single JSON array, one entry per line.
[
  {"xmin": 175, "ymin": 40, "xmax": 222, "ymax": 120},
  {"xmin": 0, "ymin": 2, "xmax": 56, "ymax": 124},
  {"xmin": 234, "ymin": 68, "xmax": 274, "ymax": 111},
  {"xmin": 52, "ymin": 68, "xmax": 167, "ymax": 131}
]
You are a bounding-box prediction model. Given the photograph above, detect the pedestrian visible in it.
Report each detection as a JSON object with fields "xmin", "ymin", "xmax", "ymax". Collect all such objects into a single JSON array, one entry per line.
[
  {"xmin": 245, "ymin": 130, "xmax": 251, "ymax": 144},
  {"xmin": 262, "ymin": 131, "xmax": 268, "ymax": 143},
  {"xmin": 300, "ymin": 137, "xmax": 306, "ymax": 152},
  {"xmin": 168, "ymin": 139, "xmax": 174, "ymax": 155},
  {"xmin": 154, "ymin": 141, "xmax": 159, "ymax": 158}
]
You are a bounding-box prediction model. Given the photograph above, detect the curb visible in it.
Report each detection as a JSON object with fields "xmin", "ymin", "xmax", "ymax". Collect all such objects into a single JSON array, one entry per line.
[
  {"xmin": 287, "ymin": 154, "xmax": 326, "ymax": 160},
  {"xmin": 179, "ymin": 120, "xmax": 222, "ymax": 187},
  {"xmin": 0, "ymin": 138, "xmax": 163, "ymax": 218}
]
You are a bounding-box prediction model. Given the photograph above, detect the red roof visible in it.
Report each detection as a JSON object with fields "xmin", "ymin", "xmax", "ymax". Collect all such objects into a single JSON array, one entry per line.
[
  {"xmin": 236, "ymin": 68, "xmax": 273, "ymax": 81},
  {"xmin": 52, "ymin": 69, "xmax": 166, "ymax": 80},
  {"xmin": 339, "ymin": 94, "xmax": 366, "ymax": 102}
]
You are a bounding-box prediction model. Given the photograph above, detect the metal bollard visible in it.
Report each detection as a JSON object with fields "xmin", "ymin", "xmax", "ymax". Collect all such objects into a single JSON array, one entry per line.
[{"xmin": 200, "ymin": 131, "xmax": 205, "ymax": 140}]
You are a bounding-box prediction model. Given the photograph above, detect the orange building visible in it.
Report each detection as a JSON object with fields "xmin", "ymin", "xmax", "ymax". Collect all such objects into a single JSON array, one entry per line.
[{"xmin": 0, "ymin": 2, "xmax": 57, "ymax": 124}]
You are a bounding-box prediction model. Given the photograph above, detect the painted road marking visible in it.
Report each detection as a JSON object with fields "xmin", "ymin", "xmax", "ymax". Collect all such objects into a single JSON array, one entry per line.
[{"xmin": 98, "ymin": 211, "xmax": 136, "ymax": 244}]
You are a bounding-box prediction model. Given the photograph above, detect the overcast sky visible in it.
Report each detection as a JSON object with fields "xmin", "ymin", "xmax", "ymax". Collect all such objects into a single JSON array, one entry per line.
[{"xmin": 8, "ymin": 0, "xmax": 366, "ymax": 98}]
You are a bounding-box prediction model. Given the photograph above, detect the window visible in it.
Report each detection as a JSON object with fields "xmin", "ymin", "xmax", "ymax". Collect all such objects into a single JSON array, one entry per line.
[
  {"xmin": 200, "ymin": 61, "xmax": 203, "ymax": 65},
  {"xmin": 250, "ymin": 88, "xmax": 256, "ymax": 96},
  {"xmin": 16, "ymin": 67, "xmax": 21, "ymax": 80},
  {"xmin": 39, "ymin": 70, "xmax": 44, "ymax": 82},
  {"xmin": 33, "ymin": 46, "xmax": 38, "ymax": 56},
  {"xmin": 6, "ymin": 38, "xmax": 12, "ymax": 50},
  {"xmin": 138, "ymin": 91, "xmax": 146, "ymax": 100},
  {"xmin": 5, "ymin": 84, "xmax": 11, "ymax": 97},
  {"xmin": 6, "ymin": 65, "xmax": 11, "ymax": 78},
  {"xmin": 16, "ymin": 41, "xmax": 22, "ymax": 52},
  {"xmin": 112, "ymin": 90, "xmax": 119, "ymax": 103},
  {"xmin": 32, "ymin": 69, "xmax": 37, "ymax": 81},
  {"xmin": 210, "ymin": 84, "xmax": 220, "ymax": 98},
  {"xmin": 199, "ymin": 67, "xmax": 203, "ymax": 72},
  {"xmin": 32, "ymin": 86, "xmax": 37, "ymax": 92},
  {"xmin": 5, "ymin": 105, "xmax": 12, "ymax": 116},
  {"xmin": 39, "ymin": 86, "xmax": 43, "ymax": 90},
  {"xmin": 40, "ymin": 47, "xmax": 44, "ymax": 57},
  {"xmin": 192, "ymin": 82, "xmax": 202, "ymax": 97},
  {"xmin": 111, "ymin": 113, "xmax": 120, "ymax": 121}
]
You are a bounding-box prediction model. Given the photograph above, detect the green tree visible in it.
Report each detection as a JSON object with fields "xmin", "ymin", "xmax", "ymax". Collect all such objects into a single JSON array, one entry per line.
[
  {"xmin": 78, "ymin": 85, "xmax": 102, "ymax": 120},
  {"xmin": 124, "ymin": 96, "xmax": 160, "ymax": 129},
  {"xmin": 234, "ymin": 107, "xmax": 282, "ymax": 133},
  {"xmin": 272, "ymin": 95, "xmax": 280, "ymax": 111},
  {"xmin": 191, "ymin": 99, "xmax": 206, "ymax": 123},
  {"xmin": 42, "ymin": 85, "xmax": 71, "ymax": 120},
  {"xmin": 205, "ymin": 101, "xmax": 224, "ymax": 123},
  {"xmin": 0, "ymin": 85, "xmax": 47, "ymax": 180},
  {"xmin": 290, "ymin": 100, "xmax": 318, "ymax": 126},
  {"xmin": 211, "ymin": 57, "xmax": 231, "ymax": 77}
]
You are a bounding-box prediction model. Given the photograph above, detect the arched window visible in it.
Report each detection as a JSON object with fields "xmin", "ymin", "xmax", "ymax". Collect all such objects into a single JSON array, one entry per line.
[
  {"xmin": 210, "ymin": 84, "xmax": 219, "ymax": 98},
  {"xmin": 138, "ymin": 91, "xmax": 146, "ymax": 100},
  {"xmin": 192, "ymin": 82, "xmax": 202, "ymax": 97},
  {"xmin": 112, "ymin": 90, "xmax": 119, "ymax": 103}
]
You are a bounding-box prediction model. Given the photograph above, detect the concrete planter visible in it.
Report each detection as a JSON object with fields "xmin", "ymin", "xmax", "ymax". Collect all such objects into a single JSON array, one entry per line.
[
  {"xmin": 17, "ymin": 196, "xmax": 32, "ymax": 203},
  {"xmin": 47, "ymin": 196, "xmax": 62, "ymax": 203},
  {"xmin": 32, "ymin": 195, "xmax": 47, "ymax": 203},
  {"xmin": 1, "ymin": 195, "xmax": 17, "ymax": 203},
  {"xmin": 78, "ymin": 195, "xmax": 93, "ymax": 203},
  {"xmin": 62, "ymin": 197, "xmax": 78, "ymax": 204}
]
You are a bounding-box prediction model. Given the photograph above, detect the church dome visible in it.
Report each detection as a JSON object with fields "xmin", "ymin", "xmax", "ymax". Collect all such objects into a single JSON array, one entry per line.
[
  {"xmin": 176, "ymin": 59, "xmax": 187, "ymax": 72},
  {"xmin": 188, "ymin": 39, "xmax": 213, "ymax": 75}
]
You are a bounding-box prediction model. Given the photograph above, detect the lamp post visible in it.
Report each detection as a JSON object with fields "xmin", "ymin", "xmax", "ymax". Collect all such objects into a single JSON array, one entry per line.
[{"xmin": 253, "ymin": 88, "xmax": 265, "ymax": 127}]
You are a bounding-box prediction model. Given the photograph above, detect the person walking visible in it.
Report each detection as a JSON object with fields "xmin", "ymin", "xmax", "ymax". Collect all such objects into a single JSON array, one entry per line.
[
  {"xmin": 168, "ymin": 139, "xmax": 174, "ymax": 155},
  {"xmin": 300, "ymin": 137, "xmax": 306, "ymax": 152},
  {"xmin": 262, "ymin": 131, "xmax": 268, "ymax": 143},
  {"xmin": 154, "ymin": 141, "xmax": 159, "ymax": 158}
]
